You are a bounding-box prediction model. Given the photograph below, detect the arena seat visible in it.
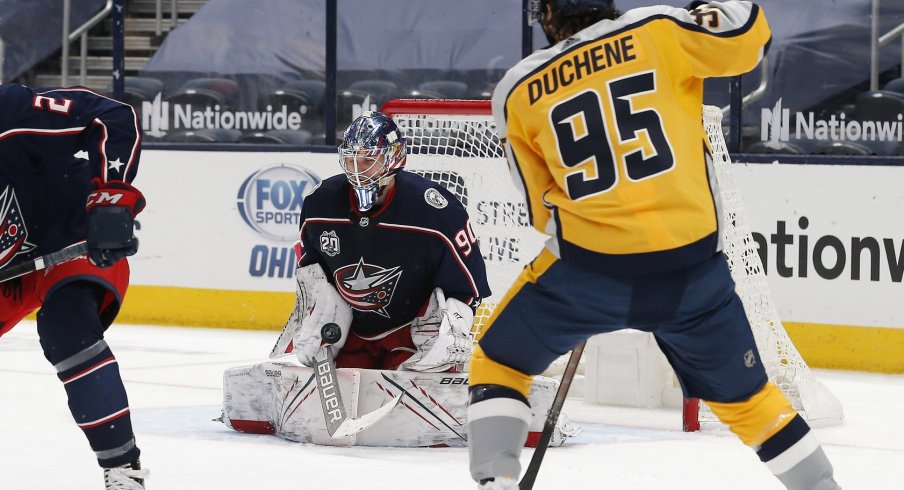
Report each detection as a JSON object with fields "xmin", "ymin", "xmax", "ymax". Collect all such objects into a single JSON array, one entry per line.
[
  {"xmin": 258, "ymin": 80, "xmax": 326, "ymax": 133},
  {"xmin": 852, "ymin": 90, "xmax": 904, "ymax": 122},
  {"xmin": 258, "ymin": 89, "xmax": 309, "ymax": 114},
  {"xmin": 417, "ymin": 80, "xmax": 469, "ymax": 99},
  {"xmin": 744, "ymin": 140, "xmax": 805, "ymax": 155},
  {"xmin": 347, "ymin": 80, "xmax": 401, "ymax": 106},
  {"xmin": 812, "ymin": 141, "xmax": 874, "ymax": 156},
  {"xmin": 467, "ymin": 84, "xmax": 494, "ymax": 100},
  {"xmin": 870, "ymin": 141, "xmax": 902, "ymax": 155},
  {"xmin": 116, "ymin": 76, "xmax": 164, "ymax": 102},
  {"xmin": 239, "ymin": 129, "xmax": 313, "ymax": 144},
  {"xmin": 162, "ymin": 128, "xmax": 242, "ymax": 143},
  {"xmin": 398, "ymin": 88, "xmax": 443, "ymax": 100},
  {"xmin": 281, "ymin": 80, "xmax": 326, "ymax": 113},
  {"xmin": 882, "ymin": 77, "xmax": 904, "ymax": 95},
  {"xmin": 166, "ymin": 77, "xmax": 241, "ymax": 109},
  {"xmin": 336, "ymin": 89, "xmax": 372, "ymax": 128},
  {"xmin": 101, "ymin": 76, "xmax": 165, "ymax": 123}
]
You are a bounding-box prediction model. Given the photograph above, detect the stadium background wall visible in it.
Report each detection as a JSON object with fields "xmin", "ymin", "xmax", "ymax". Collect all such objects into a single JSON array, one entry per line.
[{"xmin": 99, "ymin": 149, "xmax": 904, "ymax": 374}]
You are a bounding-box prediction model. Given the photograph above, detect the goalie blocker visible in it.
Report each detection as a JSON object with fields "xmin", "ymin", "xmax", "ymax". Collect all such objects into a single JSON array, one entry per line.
[{"xmin": 221, "ymin": 359, "xmax": 581, "ymax": 448}]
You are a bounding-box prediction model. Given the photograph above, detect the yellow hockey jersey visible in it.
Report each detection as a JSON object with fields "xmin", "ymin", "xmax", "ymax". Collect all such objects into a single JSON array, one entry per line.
[{"xmin": 492, "ymin": 1, "xmax": 770, "ymax": 275}]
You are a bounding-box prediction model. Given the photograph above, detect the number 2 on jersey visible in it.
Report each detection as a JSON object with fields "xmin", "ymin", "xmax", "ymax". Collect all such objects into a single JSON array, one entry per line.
[
  {"xmin": 32, "ymin": 95, "xmax": 73, "ymax": 114},
  {"xmin": 550, "ymin": 71, "xmax": 674, "ymax": 200}
]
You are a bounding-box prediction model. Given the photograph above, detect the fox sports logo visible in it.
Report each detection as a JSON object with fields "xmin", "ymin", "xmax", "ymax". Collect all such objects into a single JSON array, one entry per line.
[{"xmin": 237, "ymin": 164, "xmax": 320, "ymax": 242}]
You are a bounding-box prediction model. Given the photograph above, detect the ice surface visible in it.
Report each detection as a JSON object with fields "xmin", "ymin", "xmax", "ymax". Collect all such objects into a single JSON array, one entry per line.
[{"xmin": 1, "ymin": 322, "xmax": 901, "ymax": 489}]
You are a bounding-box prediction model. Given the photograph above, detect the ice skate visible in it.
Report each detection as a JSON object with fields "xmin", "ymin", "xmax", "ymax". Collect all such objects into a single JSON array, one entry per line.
[
  {"xmin": 104, "ymin": 460, "xmax": 148, "ymax": 489},
  {"xmin": 478, "ymin": 477, "xmax": 518, "ymax": 490}
]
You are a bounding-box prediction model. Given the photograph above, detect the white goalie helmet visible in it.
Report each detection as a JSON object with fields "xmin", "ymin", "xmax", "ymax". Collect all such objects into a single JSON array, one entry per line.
[{"xmin": 338, "ymin": 111, "xmax": 407, "ymax": 212}]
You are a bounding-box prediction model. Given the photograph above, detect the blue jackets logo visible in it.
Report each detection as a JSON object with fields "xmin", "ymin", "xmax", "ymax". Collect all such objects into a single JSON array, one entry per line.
[
  {"xmin": 333, "ymin": 258, "xmax": 403, "ymax": 318},
  {"xmin": 0, "ymin": 187, "xmax": 36, "ymax": 269},
  {"xmin": 237, "ymin": 164, "xmax": 320, "ymax": 242}
]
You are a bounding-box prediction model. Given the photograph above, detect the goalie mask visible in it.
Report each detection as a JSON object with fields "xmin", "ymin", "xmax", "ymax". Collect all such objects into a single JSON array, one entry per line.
[{"xmin": 338, "ymin": 111, "xmax": 407, "ymax": 212}]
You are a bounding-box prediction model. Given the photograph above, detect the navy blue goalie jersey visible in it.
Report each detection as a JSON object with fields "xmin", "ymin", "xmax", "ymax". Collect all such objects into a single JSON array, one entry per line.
[
  {"xmin": 298, "ymin": 171, "xmax": 491, "ymax": 337},
  {"xmin": 0, "ymin": 84, "xmax": 141, "ymax": 266}
]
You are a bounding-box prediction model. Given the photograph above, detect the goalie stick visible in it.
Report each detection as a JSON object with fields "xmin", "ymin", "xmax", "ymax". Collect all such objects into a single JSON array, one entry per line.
[
  {"xmin": 0, "ymin": 241, "xmax": 88, "ymax": 283},
  {"xmin": 314, "ymin": 323, "xmax": 402, "ymax": 438},
  {"xmin": 519, "ymin": 340, "xmax": 587, "ymax": 490}
]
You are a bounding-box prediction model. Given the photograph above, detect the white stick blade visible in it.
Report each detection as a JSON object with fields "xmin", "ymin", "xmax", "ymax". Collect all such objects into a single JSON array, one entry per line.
[{"xmin": 331, "ymin": 394, "xmax": 402, "ymax": 438}]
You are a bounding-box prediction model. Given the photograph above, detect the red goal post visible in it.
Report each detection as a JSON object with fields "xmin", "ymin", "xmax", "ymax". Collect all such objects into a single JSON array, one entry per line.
[
  {"xmin": 381, "ymin": 99, "xmax": 844, "ymax": 432},
  {"xmin": 383, "ymin": 99, "xmax": 493, "ymax": 116}
]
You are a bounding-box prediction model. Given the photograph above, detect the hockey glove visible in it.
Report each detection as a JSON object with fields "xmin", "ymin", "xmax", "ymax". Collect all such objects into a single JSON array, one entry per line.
[
  {"xmin": 85, "ymin": 179, "xmax": 146, "ymax": 268},
  {"xmin": 292, "ymin": 263, "xmax": 353, "ymax": 366},
  {"xmin": 403, "ymin": 288, "xmax": 475, "ymax": 372}
]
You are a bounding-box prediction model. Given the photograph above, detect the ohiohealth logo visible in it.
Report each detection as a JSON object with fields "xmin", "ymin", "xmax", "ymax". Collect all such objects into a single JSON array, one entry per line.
[
  {"xmin": 762, "ymin": 98, "xmax": 903, "ymax": 148},
  {"xmin": 237, "ymin": 164, "xmax": 321, "ymax": 242}
]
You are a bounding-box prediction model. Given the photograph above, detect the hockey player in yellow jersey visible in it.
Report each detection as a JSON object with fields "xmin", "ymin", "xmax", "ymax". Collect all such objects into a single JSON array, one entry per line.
[{"xmin": 467, "ymin": 1, "xmax": 841, "ymax": 489}]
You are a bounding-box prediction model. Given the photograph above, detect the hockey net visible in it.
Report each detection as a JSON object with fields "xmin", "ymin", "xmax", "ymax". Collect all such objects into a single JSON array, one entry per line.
[{"xmin": 382, "ymin": 99, "xmax": 843, "ymax": 430}]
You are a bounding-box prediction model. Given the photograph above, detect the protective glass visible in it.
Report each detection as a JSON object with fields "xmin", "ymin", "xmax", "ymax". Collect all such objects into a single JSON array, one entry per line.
[{"xmin": 527, "ymin": 0, "xmax": 543, "ymax": 25}]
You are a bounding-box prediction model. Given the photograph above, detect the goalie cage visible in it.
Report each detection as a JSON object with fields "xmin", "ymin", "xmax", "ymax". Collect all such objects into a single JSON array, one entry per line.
[{"xmin": 381, "ymin": 99, "xmax": 844, "ymax": 431}]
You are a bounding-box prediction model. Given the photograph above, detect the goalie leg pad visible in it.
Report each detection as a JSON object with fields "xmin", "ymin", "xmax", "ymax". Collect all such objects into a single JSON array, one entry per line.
[{"xmin": 222, "ymin": 361, "xmax": 577, "ymax": 448}]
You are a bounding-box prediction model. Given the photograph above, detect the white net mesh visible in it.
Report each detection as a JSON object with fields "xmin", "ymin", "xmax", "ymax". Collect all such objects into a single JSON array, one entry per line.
[
  {"xmin": 702, "ymin": 106, "xmax": 842, "ymax": 426},
  {"xmin": 389, "ymin": 101, "xmax": 842, "ymax": 427},
  {"xmin": 394, "ymin": 111, "xmax": 548, "ymax": 332}
]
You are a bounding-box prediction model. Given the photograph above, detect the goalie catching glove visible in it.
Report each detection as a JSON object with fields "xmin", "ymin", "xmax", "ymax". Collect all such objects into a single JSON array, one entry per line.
[
  {"xmin": 276, "ymin": 263, "xmax": 353, "ymax": 366},
  {"xmin": 85, "ymin": 178, "xmax": 146, "ymax": 268},
  {"xmin": 403, "ymin": 288, "xmax": 475, "ymax": 372}
]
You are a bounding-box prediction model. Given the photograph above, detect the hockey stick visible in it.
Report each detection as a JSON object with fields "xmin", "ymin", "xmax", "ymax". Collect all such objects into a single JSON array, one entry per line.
[
  {"xmin": 519, "ymin": 340, "xmax": 587, "ymax": 490},
  {"xmin": 0, "ymin": 241, "xmax": 88, "ymax": 283},
  {"xmin": 314, "ymin": 323, "xmax": 402, "ymax": 438}
]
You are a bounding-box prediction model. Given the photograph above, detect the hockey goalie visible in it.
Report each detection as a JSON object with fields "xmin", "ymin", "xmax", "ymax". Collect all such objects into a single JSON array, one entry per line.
[{"xmin": 221, "ymin": 112, "xmax": 581, "ymax": 447}]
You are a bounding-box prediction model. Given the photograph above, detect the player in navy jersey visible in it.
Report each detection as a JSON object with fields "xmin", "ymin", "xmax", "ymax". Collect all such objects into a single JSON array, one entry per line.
[
  {"xmin": 270, "ymin": 111, "xmax": 491, "ymax": 373},
  {"xmin": 0, "ymin": 84, "xmax": 147, "ymax": 489}
]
